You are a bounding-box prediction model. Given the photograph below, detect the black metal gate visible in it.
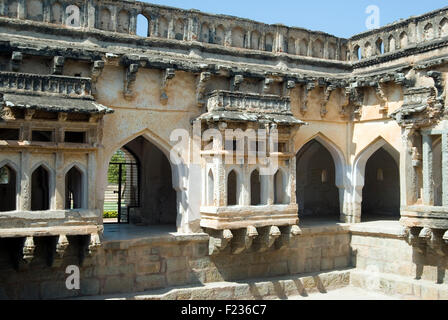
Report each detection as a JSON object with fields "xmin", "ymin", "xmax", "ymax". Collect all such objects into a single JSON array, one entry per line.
[{"xmin": 109, "ymin": 161, "xmax": 139, "ymax": 224}]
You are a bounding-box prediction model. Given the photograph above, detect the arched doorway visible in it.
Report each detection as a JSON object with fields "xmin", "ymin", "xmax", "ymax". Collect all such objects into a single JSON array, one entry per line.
[
  {"xmin": 296, "ymin": 140, "xmax": 340, "ymax": 221},
  {"xmin": 361, "ymin": 147, "xmax": 400, "ymax": 221},
  {"xmin": 104, "ymin": 136, "xmax": 177, "ymax": 227},
  {"xmin": 0, "ymin": 165, "xmax": 16, "ymax": 212}
]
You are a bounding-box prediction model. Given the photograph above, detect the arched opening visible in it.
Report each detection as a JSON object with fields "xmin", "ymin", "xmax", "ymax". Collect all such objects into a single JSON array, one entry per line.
[
  {"xmin": 250, "ymin": 169, "xmax": 261, "ymax": 206},
  {"xmin": 215, "ymin": 25, "xmax": 225, "ymax": 45},
  {"xmin": 353, "ymin": 45, "xmax": 361, "ymax": 60},
  {"xmin": 0, "ymin": 165, "xmax": 16, "ymax": 212},
  {"xmin": 26, "ymin": 0, "xmax": 43, "ymax": 21},
  {"xmin": 376, "ymin": 38, "xmax": 384, "ymax": 54},
  {"xmin": 201, "ymin": 23, "xmax": 211, "ymax": 43},
  {"xmin": 327, "ymin": 43, "xmax": 336, "ymax": 60},
  {"xmin": 399, "ymin": 32, "xmax": 408, "ymax": 48},
  {"xmin": 65, "ymin": 166, "xmax": 84, "ymax": 210},
  {"xmin": 251, "ymin": 31, "xmax": 261, "ymax": 50},
  {"xmin": 265, "ymin": 34, "xmax": 274, "ymax": 52},
  {"xmin": 296, "ymin": 140, "xmax": 340, "ymax": 221},
  {"xmin": 364, "ymin": 42, "xmax": 372, "ymax": 58},
  {"xmin": 299, "ymin": 39, "xmax": 308, "ymax": 56},
  {"xmin": 274, "ymin": 169, "xmax": 289, "ymax": 205},
  {"xmin": 174, "ymin": 19, "xmax": 185, "ymax": 40},
  {"xmin": 388, "ymin": 36, "xmax": 396, "ymax": 52},
  {"xmin": 424, "ymin": 23, "xmax": 434, "ymax": 41},
  {"xmin": 117, "ymin": 10, "xmax": 130, "ymax": 33},
  {"xmin": 104, "ymin": 136, "xmax": 176, "ymax": 226},
  {"xmin": 441, "ymin": 18, "xmax": 448, "ymax": 37},
  {"xmin": 50, "ymin": 2, "xmax": 63, "ymax": 24},
  {"xmin": 207, "ymin": 169, "xmax": 214, "ymax": 206},
  {"xmin": 99, "ymin": 8, "xmax": 112, "ymax": 31},
  {"xmin": 31, "ymin": 165, "xmax": 50, "ymax": 211},
  {"xmin": 158, "ymin": 17, "xmax": 169, "ymax": 38},
  {"xmin": 227, "ymin": 170, "xmax": 238, "ymax": 206},
  {"xmin": 288, "ymin": 37, "xmax": 296, "ymax": 55},
  {"xmin": 362, "ymin": 147, "xmax": 400, "ymax": 221},
  {"xmin": 232, "ymin": 27, "xmax": 245, "ymax": 48},
  {"xmin": 312, "ymin": 39, "xmax": 323, "ymax": 58},
  {"xmin": 136, "ymin": 14, "xmax": 149, "ymax": 37}
]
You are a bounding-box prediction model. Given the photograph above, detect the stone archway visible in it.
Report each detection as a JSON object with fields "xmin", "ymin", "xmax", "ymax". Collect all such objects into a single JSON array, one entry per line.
[
  {"xmin": 296, "ymin": 139, "xmax": 341, "ymax": 220},
  {"xmin": 361, "ymin": 147, "xmax": 400, "ymax": 221},
  {"xmin": 352, "ymin": 138, "xmax": 400, "ymax": 222}
]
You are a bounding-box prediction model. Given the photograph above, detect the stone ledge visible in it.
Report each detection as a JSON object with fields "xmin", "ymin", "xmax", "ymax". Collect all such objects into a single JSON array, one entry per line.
[
  {"xmin": 349, "ymin": 221, "xmax": 408, "ymax": 239},
  {"xmin": 350, "ymin": 269, "xmax": 448, "ymax": 300},
  {"xmin": 73, "ymin": 269, "xmax": 352, "ymax": 300}
]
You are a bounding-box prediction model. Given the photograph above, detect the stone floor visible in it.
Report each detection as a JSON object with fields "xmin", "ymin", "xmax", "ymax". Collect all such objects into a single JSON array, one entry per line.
[{"xmin": 288, "ymin": 286, "xmax": 398, "ymax": 300}]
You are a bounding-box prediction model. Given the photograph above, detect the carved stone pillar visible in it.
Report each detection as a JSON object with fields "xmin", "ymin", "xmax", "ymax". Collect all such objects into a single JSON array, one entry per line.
[
  {"xmin": 422, "ymin": 134, "xmax": 434, "ymax": 205},
  {"xmin": 442, "ymin": 133, "xmax": 448, "ymax": 206}
]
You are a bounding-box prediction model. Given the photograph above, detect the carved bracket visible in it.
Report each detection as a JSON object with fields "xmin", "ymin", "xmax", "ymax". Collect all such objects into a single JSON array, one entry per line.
[
  {"xmin": 208, "ymin": 229, "xmax": 233, "ymax": 255},
  {"xmin": 91, "ymin": 60, "xmax": 105, "ymax": 95},
  {"xmin": 124, "ymin": 63, "xmax": 140, "ymax": 99},
  {"xmin": 231, "ymin": 74, "xmax": 244, "ymax": 92},
  {"xmin": 196, "ymin": 72, "xmax": 211, "ymax": 107},
  {"xmin": 49, "ymin": 235, "xmax": 69, "ymax": 268},
  {"xmin": 79, "ymin": 233, "xmax": 101, "ymax": 265},
  {"xmin": 374, "ymin": 82, "xmax": 388, "ymax": 115},
  {"xmin": 52, "ymin": 56, "xmax": 65, "ymax": 75},
  {"xmin": 275, "ymin": 225, "xmax": 302, "ymax": 250},
  {"xmin": 320, "ymin": 85, "xmax": 335, "ymax": 118},
  {"xmin": 283, "ymin": 79, "xmax": 296, "ymax": 96},
  {"xmin": 231, "ymin": 226, "xmax": 258, "ymax": 255},
  {"xmin": 300, "ymin": 82, "xmax": 315, "ymax": 115},
  {"xmin": 262, "ymin": 77, "xmax": 274, "ymax": 94},
  {"xmin": 15, "ymin": 236, "xmax": 36, "ymax": 271},
  {"xmin": 11, "ymin": 51, "xmax": 22, "ymax": 72},
  {"xmin": 253, "ymin": 226, "xmax": 281, "ymax": 252},
  {"xmin": 160, "ymin": 68, "xmax": 176, "ymax": 105}
]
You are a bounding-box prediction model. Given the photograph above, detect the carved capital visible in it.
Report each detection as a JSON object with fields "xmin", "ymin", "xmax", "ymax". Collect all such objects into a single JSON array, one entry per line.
[
  {"xmin": 231, "ymin": 75, "xmax": 244, "ymax": 92},
  {"xmin": 196, "ymin": 72, "xmax": 211, "ymax": 107},
  {"xmin": 208, "ymin": 229, "xmax": 233, "ymax": 255},
  {"xmin": 231, "ymin": 226, "xmax": 258, "ymax": 255},
  {"xmin": 124, "ymin": 63, "xmax": 140, "ymax": 99},
  {"xmin": 160, "ymin": 68, "xmax": 176, "ymax": 105}
]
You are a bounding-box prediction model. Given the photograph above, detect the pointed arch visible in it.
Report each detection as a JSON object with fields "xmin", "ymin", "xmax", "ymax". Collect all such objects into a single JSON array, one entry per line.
[
  {"xmin": 296, "ymin": 133, "xmax": 347, "ymax": 189},
  {"xmin": 227, "ymin": 169, "xmax": 239, "ymax": 206},
  {"xmin": 353, "ymin": 137, "xmax": 400, "ymax": 221},
  {"xmin": 352, "ymin": 137, "xmax": 400, "ymax": 205},
  {"xmin": 64, "ymin": 163, "xmax": 88, "ymax": 210},
  {"xmin": 440, "ymin": 18, "xmax": 448, "ymax": 37},
  {"xmin": 31, "ymin": 163, "xmax": 54, "ymax": 211},
  {"xmin": 0, "ymin": 160, "xmax": 19, "ymax": 212},
  {"xmin": 250, "ymin": 168, "xmax": 262, "ymax": 206},
  {"xmin": 274, "ymin": 168, "xmax": 289, "ymax": 205},
  {"xmin": 207, "ymin": 168, "xmax": 215, "ymax": 206}
]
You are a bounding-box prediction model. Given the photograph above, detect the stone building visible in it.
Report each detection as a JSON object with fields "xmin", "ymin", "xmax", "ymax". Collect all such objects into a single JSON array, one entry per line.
[{"xmin": 0, "ymin": 0, "xmax": 447, "ymax": 300}]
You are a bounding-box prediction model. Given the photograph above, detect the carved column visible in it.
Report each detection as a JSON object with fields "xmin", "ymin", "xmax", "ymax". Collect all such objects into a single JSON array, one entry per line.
[
  {"xmin": 54, "ymin": 152, "xmax": 64, "ymax": 210},
  {"xmin": 442, "ymin": 133, "xmax": 448, "ymax": 207},
  {"xmin": 422, "ymin": 134, "xmax": 434, "ymax": 205},
  {"xmin": 17, "ymin": 0, "xmax": 25, "ymax": 19},
  {"xmin": 20, "ymin": 151, "xmax": 31, "ymax": 211}
]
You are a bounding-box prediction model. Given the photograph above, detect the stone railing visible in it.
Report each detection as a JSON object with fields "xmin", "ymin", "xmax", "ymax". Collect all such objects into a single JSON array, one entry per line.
[
  {"xmin": 0, "ymin": 0, "xmax": 348, "ymax": 61},
  {"xmin": 349, "ymin": 7, "xmax": 448, "ymax": 62},
  {"xmin": 0, "ymin": 71, "xmax": 92, "ymax": 97},
  {"xmin": 206, "ymin": 90, "xmax": 291, "ymax": 115}
]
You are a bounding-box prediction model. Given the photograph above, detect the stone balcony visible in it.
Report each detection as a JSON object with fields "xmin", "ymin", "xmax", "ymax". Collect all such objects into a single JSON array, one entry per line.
[{"xmin": 0, "ymin": 71, "xmax": 92, "ymax": 98}]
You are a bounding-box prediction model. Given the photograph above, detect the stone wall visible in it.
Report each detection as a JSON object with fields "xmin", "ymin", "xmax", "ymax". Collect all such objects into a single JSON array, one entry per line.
[{"xmin": 0, "ymin": 225, "xmax": 351, "ymax": 299}]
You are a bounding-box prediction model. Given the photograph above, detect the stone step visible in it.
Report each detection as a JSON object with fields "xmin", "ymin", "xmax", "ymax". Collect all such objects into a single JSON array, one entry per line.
[
  {"xmin": 77, "ymin": 269, "xmax": 352, "ymax": 300},
  {"xmin": 350, "ymin": 269, "xmax": 448, "ymax": 300}
]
